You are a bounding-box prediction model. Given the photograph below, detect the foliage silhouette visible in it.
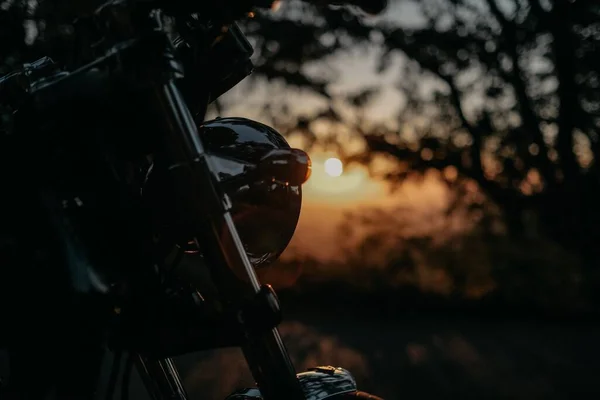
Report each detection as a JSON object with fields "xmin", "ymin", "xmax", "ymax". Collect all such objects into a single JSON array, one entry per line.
[
  {"xmin": 2, "ymin": 0, "xmax": 599, "ymax": 310},
  {"xmin": 244, "ymin": 0, "xmax": 600, "ymax": 258},
  {"xmin": 233, "ymin": 0, "xmax": 600, "ymax": 311}
]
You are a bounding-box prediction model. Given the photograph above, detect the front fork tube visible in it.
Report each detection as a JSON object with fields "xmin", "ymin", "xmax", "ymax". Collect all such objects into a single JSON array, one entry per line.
[
  {"xmin": 136, "ymin": 356, "xmax": 188, "ymax": 400},
  {"xmin": 147, "ymin": 79, "xmax": 305, "ymax": 400}
]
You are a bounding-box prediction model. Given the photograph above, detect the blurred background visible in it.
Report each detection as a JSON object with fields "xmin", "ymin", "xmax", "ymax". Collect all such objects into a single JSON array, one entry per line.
[
  {"xmin": 2, "ymin": 0, "xmax": 600, "ymax": 399},
  {"xmin": 194, "ymin": 1, "xmax": 600, "ymax": 398}
]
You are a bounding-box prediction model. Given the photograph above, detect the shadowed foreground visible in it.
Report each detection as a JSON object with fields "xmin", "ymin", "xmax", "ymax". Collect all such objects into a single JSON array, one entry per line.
[
  {"xmin": 2, "ymin": 307, "xmax": 599, "ymax": 399},
  {"xmin": 3, "ymin": 307, "xmax": 593, "ymax": 400}
]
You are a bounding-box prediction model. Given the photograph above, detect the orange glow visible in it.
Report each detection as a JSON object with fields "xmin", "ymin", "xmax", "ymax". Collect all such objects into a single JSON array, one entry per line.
[
  {"xmin": 271, "ymin": 0, "xmax": 282, "ymax": 11},
  {"xmin": 282, "ymin": 151, "xmax": 456, "ymax": 262},
  {"xmin": 304, "ymin": 164, "xmax": 312, "ymax": 183},
  {"xmin": 303, "ymin": 154, "xmax": 387, "ymax": 205},
  {"xmin": 303, "ymin": 152, "xmax": 313, "ymax": 183}
]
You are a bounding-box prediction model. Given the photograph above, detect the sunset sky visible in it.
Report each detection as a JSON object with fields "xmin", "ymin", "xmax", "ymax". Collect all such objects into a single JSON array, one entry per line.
[
  {"xmin": 281, "ymin": 152, "xmax": 452, "ymax": 261},
  {"xmin": 206, "ymin": 89, "xmax": 454, "ymax": 262},
  {"xmin": 204, "ymin": 1, "xmax": 459, "ymax": 261}
]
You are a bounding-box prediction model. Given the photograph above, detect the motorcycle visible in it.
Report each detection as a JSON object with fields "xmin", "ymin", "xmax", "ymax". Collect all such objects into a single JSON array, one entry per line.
[{"xmin": 0, "ymin": 0, "xmax": 386, "ymax": 399}]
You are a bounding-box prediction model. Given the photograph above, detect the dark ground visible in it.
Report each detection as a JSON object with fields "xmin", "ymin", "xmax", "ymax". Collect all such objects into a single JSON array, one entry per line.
[
  {"xmin": 172, "ymin": 309, "xmax": 600, "ymax": 400},
  {"xmin": 3, "ymin": 304, "xmax": 599, "ymax": 400}
]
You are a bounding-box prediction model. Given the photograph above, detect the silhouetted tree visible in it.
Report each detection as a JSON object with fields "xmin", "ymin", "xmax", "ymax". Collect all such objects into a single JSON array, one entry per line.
[
  {"xmin": 241, "ymin": 0, "xmax": 600, "ymax": 270},
  {"xmin": 2, "ymin": 0, "xmax": 599, "ymax": 305}
]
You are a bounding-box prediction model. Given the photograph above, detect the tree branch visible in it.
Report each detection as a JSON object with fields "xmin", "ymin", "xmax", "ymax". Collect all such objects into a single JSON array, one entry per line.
[
  {"xmin": 486, "ymin": 0, "xmax": 556, "ymax": 183},
  {"xmin": 548, "ymin": 1, "xmax": 580, "ymax": 180}
]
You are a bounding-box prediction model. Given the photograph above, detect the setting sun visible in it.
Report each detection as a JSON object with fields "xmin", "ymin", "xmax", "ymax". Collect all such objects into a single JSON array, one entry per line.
[{"xmin": 324, "ymin": 157, "xmax": 343, "ymax": 177}]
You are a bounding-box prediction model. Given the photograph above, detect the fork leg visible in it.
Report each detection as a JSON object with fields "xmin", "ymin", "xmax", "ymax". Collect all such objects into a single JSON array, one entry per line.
[{"xmin": 136, "ymin": 356, "xmax": 189, "ymax": 400}]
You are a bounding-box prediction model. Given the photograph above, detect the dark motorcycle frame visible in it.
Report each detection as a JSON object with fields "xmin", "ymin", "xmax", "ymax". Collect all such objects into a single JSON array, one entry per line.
[
  {"xmin": 1, "ymin": 1, "xmax": 306, "ymax": 399},
  {"xmin": 0, "ymin": 0, "xmax": 386, "ymax": 398}
]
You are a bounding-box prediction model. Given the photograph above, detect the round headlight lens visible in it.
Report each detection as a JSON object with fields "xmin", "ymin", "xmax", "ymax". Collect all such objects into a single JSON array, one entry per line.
[{"xmin": 199, "ymin": 117, "xmax": 308, "ymax": 268}]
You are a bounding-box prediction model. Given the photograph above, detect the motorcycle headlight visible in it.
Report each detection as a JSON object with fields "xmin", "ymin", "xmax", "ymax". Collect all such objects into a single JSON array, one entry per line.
[{"xmin": 199, "ymin": 117, "xmax": 311, "ymax": 268}]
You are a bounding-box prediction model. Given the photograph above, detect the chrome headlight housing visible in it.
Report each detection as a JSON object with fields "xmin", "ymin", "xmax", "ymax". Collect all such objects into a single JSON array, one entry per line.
[
  {"xmin": 143, "ymin": 117, "xmax": 310, "ymax": 269},
  {"xmin": 200, "ymin": 117, "xmax": 310, "ymax": 268}
]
